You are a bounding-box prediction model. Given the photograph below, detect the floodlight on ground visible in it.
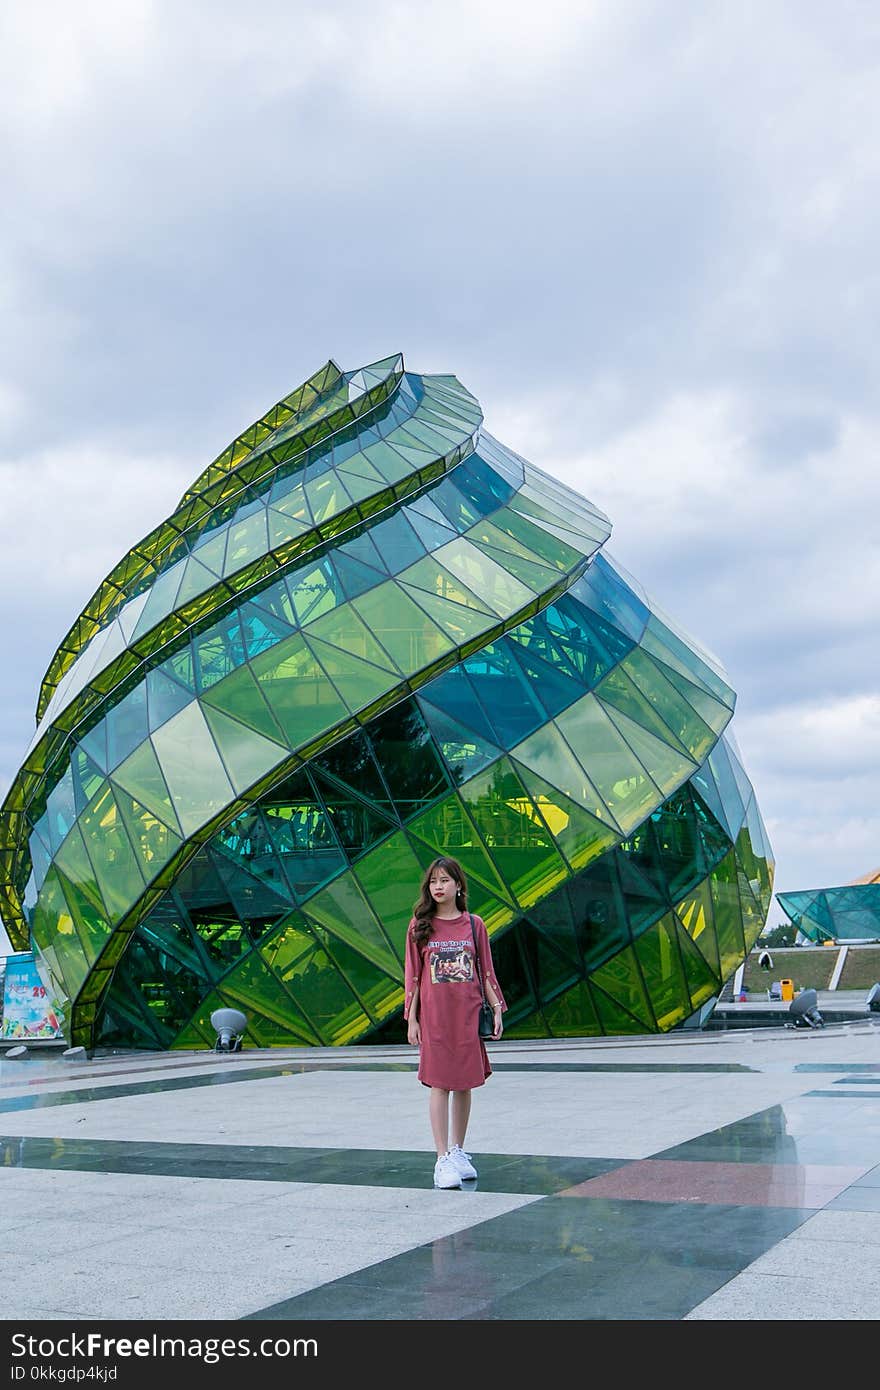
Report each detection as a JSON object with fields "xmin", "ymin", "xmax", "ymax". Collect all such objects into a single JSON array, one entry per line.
[
  {"xmin": 866, "ymin": 983, "xmax": 880, "ymax": 1013},
  {"xmin": 210, "ymin": 1008, "xmax": 247, "ymax": 1053},
  {"xmin": 788, "ymin": 988, "xmax": 824, "ymax": 1029}
]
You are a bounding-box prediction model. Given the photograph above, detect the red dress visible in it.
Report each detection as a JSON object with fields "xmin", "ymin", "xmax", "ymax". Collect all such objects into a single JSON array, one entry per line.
[{"xmin": 404, "ymin": 911, "xmax": 507, "ymax": 1090}]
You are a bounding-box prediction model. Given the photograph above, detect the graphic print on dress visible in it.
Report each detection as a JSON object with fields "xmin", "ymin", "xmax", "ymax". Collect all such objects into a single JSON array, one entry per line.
[{"xmin": 428, "ymin": 941, "xmax": 474, "ymax": 985}]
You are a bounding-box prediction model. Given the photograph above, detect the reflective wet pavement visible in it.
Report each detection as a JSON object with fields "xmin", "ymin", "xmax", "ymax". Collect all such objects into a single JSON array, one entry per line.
[{"xmin": 2, "ymin": 1024, "xmax": 879, "ymax": 1320}]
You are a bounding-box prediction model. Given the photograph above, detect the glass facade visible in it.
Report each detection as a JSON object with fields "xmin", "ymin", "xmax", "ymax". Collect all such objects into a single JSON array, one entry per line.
[
  {"xmin": 777, "ymin": 875, "xmax": 880, "ymax": 942},
  {"xmin": 0, "ymin": 355, "xmax": 774, "ymax": 1049}
]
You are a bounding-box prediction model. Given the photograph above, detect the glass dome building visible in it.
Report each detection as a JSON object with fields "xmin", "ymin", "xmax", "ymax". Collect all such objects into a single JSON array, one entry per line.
[{"xmin": 0, "ymin": 354, "xmax": 774, "ymax": 1050}]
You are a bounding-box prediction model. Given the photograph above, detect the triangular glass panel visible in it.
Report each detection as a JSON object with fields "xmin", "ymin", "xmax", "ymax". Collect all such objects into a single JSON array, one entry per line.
[
  {"xmin": 632, "ymin": 915, "xmax": 690, "ymax": 1030},
  {"xmin": 113, "ymin": 789, "xmax": 183, "ymax": 882},
  {"xmin": 510, "ymin": 759, "xmax": 618, "ymax": 872},
  {"xmin": 304, "ymin": 636, "xmax": 399, "ymax": 714},
  {"xmin": 589, "ymin": 944, "xmax": 655, "ymax": 1030},
  {"xmin": 674, "ymin": 913, "xmax": 721, "ymax": 1004},
  {"xmin": 526, "ymin": 890, "xmax": 582, "ymax": 968},
  {"xmin": 311, "ymin": 768, "xmax": 398, "ymax": 857},
  {"xmin": 590, "ymin": 980, "xmax": 650, "ymax": 1035},
  {"xmin": 404, "ymin": 507, "xmax": 457, "ymax": 551},
  {"xmin": 201, "ymin": 703, "xmax": 286, "ymax": 795},
  {"xmin": 79, "ymin": 722, "xmax": 110, "ymax": 774},
  {"xmin": 675, "ymin": 880, "xmax": 720, "ymax": 974},
  {"xmin": 416, "ymin": 700, "xmax": 502, "ymax": 783},
  {"xmin": 542, "ymin": 979, "xmax": 601, "ymax": 1037},
  {"xmin": 602, "ymin": 704, "xmax": 698, "ymax": 798},
  {"xmin": 111, "ymin": 740, "xmax": 182, "ymax": 836},
  {"xmin": 146, "ymin": 666, "xmax": 193, "ymax": 733},
  {"xmin": 401, "ymin": 585, "xmax": 494, "ymax": 646},
  {"xmin": 70, "ymin": 746, "xmax": 108, "ymax": 816},
  {"xmin": 303, "ymin": 874, "xmax": 401, "ymax": 978},
  {"xmin": 200, "ymin": 661, "xmax": 288, "ymax": 747},
  {"xmin": 221, "ymin": 950, "xmax": 324, "ymax": 1046}
]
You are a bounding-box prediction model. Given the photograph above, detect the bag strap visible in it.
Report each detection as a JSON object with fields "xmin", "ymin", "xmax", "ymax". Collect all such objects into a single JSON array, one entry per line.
[{"xmin": 469, "ymin": 913, "xmax": 487, "ymax": 1004}]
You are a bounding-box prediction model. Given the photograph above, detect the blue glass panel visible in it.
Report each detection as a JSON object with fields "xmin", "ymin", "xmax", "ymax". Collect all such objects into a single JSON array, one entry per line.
[
  {"xmin": 452, "ymin": 452, "xmax": 517, "ymax": 513},
  {"xmin": 567, "ymin": 554, "xmax": 649, "ymax": 643},
  {"xmin": 193, "ymin": 612, "xmax": 247, "ymax": 692},
  {"xmin": 106, "ymin": 685, "xmax": 149, "ymax": 771},
  {"xmin": 370, "ymin": 512, "xmax": 425, "ymax": 573},
  {"xmin": 146, "ymin": 667, "xmax": 193, "ymax": 733},
  {"xmin": 419, "ymin": 664, "xmax": 499, "ymax": 746},
  {"xmin": 367, "ymin": 701, "xmax": 449, "ymax": 813},
  {"xmin": 464, "ymin": 642, "xmax": 545, "ymax": 746}
]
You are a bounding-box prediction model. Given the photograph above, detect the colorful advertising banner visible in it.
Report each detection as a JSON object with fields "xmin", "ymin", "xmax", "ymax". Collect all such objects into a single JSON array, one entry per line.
[{"xmin": 0, "ymin": 953, "xmax": 65, "ymax": 1041}]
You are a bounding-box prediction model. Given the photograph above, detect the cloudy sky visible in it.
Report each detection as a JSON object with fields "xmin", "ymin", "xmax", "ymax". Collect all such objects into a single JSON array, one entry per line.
[{"xmin": 1, "ymin": 0, "xmax": 878, "ymax": 954}]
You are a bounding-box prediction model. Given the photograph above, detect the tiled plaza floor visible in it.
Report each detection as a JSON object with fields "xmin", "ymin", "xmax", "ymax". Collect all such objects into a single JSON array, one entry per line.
[{"xmin": 1, "ymin": 1021, "xmax": 879, "ymax": 1321}]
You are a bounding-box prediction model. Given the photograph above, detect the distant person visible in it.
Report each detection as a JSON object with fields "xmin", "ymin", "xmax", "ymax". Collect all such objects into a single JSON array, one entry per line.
[
  {"xmin": 404, "ymin": 857, "xmax": 506, "ymax": 1189},
  {"xmin": 759, "ymin": 949, "xmax": 773, "ymax": 971}
]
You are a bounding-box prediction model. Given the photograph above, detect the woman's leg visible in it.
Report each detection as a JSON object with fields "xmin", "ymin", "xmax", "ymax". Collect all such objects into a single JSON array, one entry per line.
[
  {"xmin": 450, "ymin": 1089, "xmax": 472, "ymax": 1148},
  {"xmin": 429, "ymin": 1087, "xmax": 451, "ymax": 1155}
]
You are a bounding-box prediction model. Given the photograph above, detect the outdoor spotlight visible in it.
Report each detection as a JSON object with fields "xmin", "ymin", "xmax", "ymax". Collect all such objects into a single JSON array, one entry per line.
[
  {"xmin": 210, "ymin": 1007, "xmax": 247, "ymax": 1053},
  {"xmin": 788, "ymin": 988, "xmax": 824, "ymax": 1029},
  {"xmin": 866, "ymin": 983, "xmax": 880, "ymax": 1013},
  {"xmin": 758, "ymin": 950, "xmax": 773, "ymax": 971}
]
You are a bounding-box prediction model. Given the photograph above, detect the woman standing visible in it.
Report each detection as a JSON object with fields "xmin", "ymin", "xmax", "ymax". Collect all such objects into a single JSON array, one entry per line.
[{"xmin": 404, "ymin": 857, "xmax": 506, "ymax": 1189}]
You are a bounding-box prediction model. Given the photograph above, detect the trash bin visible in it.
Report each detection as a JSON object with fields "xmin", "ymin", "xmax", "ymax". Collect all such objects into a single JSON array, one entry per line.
[{"xmin": 780, "ymin": 978, "xmax": 794, "ymax": 1001}]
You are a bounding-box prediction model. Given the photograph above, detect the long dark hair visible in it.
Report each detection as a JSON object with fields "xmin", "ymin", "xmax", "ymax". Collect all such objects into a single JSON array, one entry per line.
[{"xmin": 410, "ymin": 857, "xmax": 468, "ymax": 948}]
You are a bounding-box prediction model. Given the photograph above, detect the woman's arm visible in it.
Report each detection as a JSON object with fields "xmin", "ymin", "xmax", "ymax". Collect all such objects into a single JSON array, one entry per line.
[
  {"xmin": 484, "ymin": 980, "xmax": 504, "ymax": 1039},
  {"xmin": 407, "ymin": 983, "xmax": 421, "ymax": 1046}
]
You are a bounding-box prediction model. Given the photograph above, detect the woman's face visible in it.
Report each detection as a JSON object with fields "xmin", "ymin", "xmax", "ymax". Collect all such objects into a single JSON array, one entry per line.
[{"xmin": 429, "ymin": 869, "xmax": 459, "ymax": 910}]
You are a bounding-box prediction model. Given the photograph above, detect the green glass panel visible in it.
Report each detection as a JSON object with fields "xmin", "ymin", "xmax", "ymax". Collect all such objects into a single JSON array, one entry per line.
[
  {"xmin": 491, "ymin": 504, "xmax": 581, "ymax": 570},
  {"xmin": 361, "ymin": 440, "xmax": 410, "ymax": 483},
  {"xmin": 709, "ymin": 853, "xmax": 747, "ymax": 978},
  {"xmin": 78, "ymin": 783, "xmax": 147, "ymax": 920},
  {"xmin": 305, "ymin": 606, "xmax": 399, "ymax": 673},
  {"xmin": 542, "ymin": 979, "xmax": 601, "ymax": 1037},
  {"xmin": 651, "ymin": 658, "xmax": 733, "ymax": 736},
  {"xmin": 201, "ymin": 704, "xmax": 285, "ymax": 795},
  {"xmin": 590, "ymin": 982, "xmax": 649, "ymax": 1035},
  {"xmin": 171, "ymin": 1017, "xmax": 216, "ymax": 1049},
  {"xmin": 113, "ymin": 791, "xmax": 182, "ymax": 882},
  {"xmin": 54, "ymin": 823, "xmax": 107, "ymax": 914},
  {"xmin": 269, "ymin": 481, "xmax": 310, "ymax": 525},
  {"xmin": 224, "ymin": 510, "xmax": 269, "ymax": 574},
  {"xmin": 53, "ymin": 868, "xmax": 103, "ymax": 965},
  {"xmin": 407, "ymin": 796, "xmax": 514, "ymax": 904},
  {"xmin": 305, "ymin": 471, "xmax": 352, "ymax": 524},
  {"xmin": 471, "ymin": 538, "xmax": 559, "ymax": 593},
  {"xmin": 511, "ymin": 761, "xmax": 618, "ymax": 872},
  {"xmin": 400, "ymin": 585, "xmax": 495, "ymax": 646},
  {"xmin": 286, "ymin": 562, "xmax": 339, "ymax": 626},
  {"xmin": 303, "ymin": 874, "xmax": 401, "ymax": 978},
  {"xmin": 351, "ymin": 584, "xmax": 455, "ymax": 673},
  {"xmin": 250, "ymin": 633, "xmax": 349, "ymax": 749},
  {"xmin": 675, "ymin": 879, "xmax": 720, "ymax": 974},
  {"xmin": 191, "ymin": 530, "xmax": 228, "ymax": 576},
  {"xmin": 622, "ymin": 648, "xmax": 718, "ymax": 762},
  {"xmin": 455, "ymin": 760, "xmax": 568, "ymax": 908},
  {"xmin": 737, "ymin": 866, "xmax": 766, "ymax": 955},
  {"xmin": 674, "ymin": 917, "xmax": 720, "ymax": 1009},
  {"xmin": 352, "ymin": 832, "xmax": 426, "ymax": 962},
  {"xmin": 509, "ymin": 724, "xmax": 618, "ymax": 828},
  {"xmin": 524, "ymin": 929, "xmax": 580, "ymax": 1001},
  {"xmin": 502, "ymin": 1012, "xmax": 551, "ymax": 1041},
  {"xmin": 641, "ymin": 616, "xmax": 734, "ymax": 705},
  {"xmin": 304, "ymin": 636, "xmax": 399, "ymax": 714},
  {"xmin": 268, "ymin": 504, "xmax": 309, "ymax": 551},
  {"xmin": 175, "ymin": 556, "xmax": 218, "ymax": 607},
  {"xmin": 398, "ymin": 557, "xmax": 496, "ymax": 614},
  {"xmin": 311, "ymin": 770, "xmax": 397, "ymax": 857},
  {"xmin": 590, "ymin": 945, "xmax": 654, "ymax": 1029},
  {"xmin": 30, "ymin": 868, "xmax": 90, "ymax": 999},
  {"xmin": 111, "ymin": 740, "xmax": 183, "ymax": 835},
  {"xmin": 556, "ymin": 695, "xmax": 662, "ymax": 833},
  {"xmin": 317, "ymin": 931, "xmax": 404, "ymax": 1026},
  {"xmin": 221, "ymin": 947, "xmax": 323, "ymax": 1045},
  {"xmin": 632, "ymin": 915, "xmax": 690, "ymax": 1030},
  {"xmin": 151, "ymin": 704, "xmax": 235, "ymax": 838},
  {"xmin": 602, "ymin": 705, "xmax": 698, "ymax": 798},
  {"xmin": 261, "ymin": 918, "xmax": 374, "ymax": 1044},
  {"xmin": 201, "ymin": 660, "xmax": 288, "ymax": 745},
  {"xmin": 596, "ymin": 665, "xmax": 692, "ymax": 755},
  {"xmin": 434, "ymin": 539, "xmax": 533, "ymax": 615}
]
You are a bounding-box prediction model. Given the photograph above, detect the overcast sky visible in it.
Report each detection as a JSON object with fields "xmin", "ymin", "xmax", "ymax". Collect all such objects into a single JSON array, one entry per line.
[{"xmin": 1, "ymin": 0, "xmax": 878, "ymax": 955}]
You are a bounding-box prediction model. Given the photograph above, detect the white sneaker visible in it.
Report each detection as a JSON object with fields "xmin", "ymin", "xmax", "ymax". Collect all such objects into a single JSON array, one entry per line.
[
  {"xmin": 433, "ymin": 1153, "xmax": 462, "ymax": 1189},
  {"xmin": 447, "ymin": 1144, "xmax": 478, "ymax": 1180}
]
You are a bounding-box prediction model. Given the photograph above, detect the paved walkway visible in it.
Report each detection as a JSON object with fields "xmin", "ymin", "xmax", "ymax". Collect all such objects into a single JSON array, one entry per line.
[{"xmin": 2, "ymin": 1020, "xmax": 879, "ymax": 1321}]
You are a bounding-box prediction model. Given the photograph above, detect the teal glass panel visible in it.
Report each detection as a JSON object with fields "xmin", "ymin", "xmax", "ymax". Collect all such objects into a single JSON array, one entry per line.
[
  {"xmin": 304, "ymin": 636, "xmax": 399, "ymax": 714},
  {"xmin": 525, "ymin": 893, "xmax": 581, "ymax": 967},
  {"xmin": 70, "ymin": 748, "xmax": 106, "ymax": 815},
  {"xmin": 105, "ymin": 685, "xmax": 149, "ymax": 771},
  {"xmin": 200, "ymin": 660, "xmax": 288, "ymax": 745},
  {"xmin": 417, "ymin": 700, "xmax": 502, "ymax": 784},
  {"xmin": 285, "ymin": 559, "xmax": 341, "ymax": 626},
  {"xmin": 463, "ymin": 643, "xmax": 546, "ymax": 746},
  {"xmin": 352, "ymin": 583, "xmax": 454, "ymax": 673},
  {"xmin": 261, "ymin": 775, "xmax": 347, "ymax": 900},
  {"xmin": 146, "ymin": 667, "xmax": 193, "ymax": 733},
  {"xmin": 114, "ymin": 791, "xmax": 182, "ymax": 882},
  {"xmin": 368, "ymin": 702, "xmax": 449, "ymax": 813},
  {"xmin": 417, "ymin": 665, "xmax": 499, "ymax": 746},
  {"xmin": 310, "ymin": 770, "xmax": 397, "ymax": 857}
]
